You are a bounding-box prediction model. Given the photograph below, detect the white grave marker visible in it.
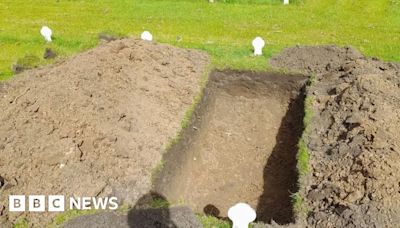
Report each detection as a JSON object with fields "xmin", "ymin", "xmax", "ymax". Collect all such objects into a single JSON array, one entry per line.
[
  {"xmin": 252, "ymin": 37, "xmax": 265, "ymax": 56},
  {"xmin": 141, "ymin": 31, "xmax": 153, "ymax": 41},
  {"xmin": 40, "ymin": 26, "xmax": 52, "ymax": 42},
  {"xmin": 228, "ymin": 203, "xmax": 256, "ymax": 228}
]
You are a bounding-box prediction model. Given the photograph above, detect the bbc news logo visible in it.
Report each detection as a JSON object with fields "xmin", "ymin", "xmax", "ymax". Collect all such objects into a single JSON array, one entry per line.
[{"xmin": 9, "ymin": 195, "xmax": 119, "ymax": 212}]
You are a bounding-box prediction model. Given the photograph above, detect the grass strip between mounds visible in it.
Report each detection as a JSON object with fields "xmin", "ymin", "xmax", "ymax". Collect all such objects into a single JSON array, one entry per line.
[{"xmin": 292, "ymin": 73, "xmax": 315, "ymax": 221}]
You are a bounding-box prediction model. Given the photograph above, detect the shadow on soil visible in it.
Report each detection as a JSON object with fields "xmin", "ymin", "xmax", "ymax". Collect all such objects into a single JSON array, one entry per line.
[
  {"xmin": 127, "ymin": 191, "xmax": 205, "ymax": 228},
  {"xmin": 256, "ymin": 89, "xmax": 305, "ymax": 224},
  {"xmin": 127, "ymin": 192, "xmax": 177, "ymax": 228}
]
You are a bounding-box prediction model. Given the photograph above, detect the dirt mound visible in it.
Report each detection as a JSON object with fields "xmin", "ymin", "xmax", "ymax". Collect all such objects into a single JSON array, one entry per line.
[
  {"xmin": 155, "ymin": 70, "xmax": 307, "ymax": 224},
  {"xmin": 0, "ymin": 38, "xmax": 209, "ymax": 226},
  {"xmin": 270, "ymin": 45, "xmax": 364, "ymax": 75},
  {"xmin": 272, "ymin": 46, "xmax": 400, "ymax": 227}
]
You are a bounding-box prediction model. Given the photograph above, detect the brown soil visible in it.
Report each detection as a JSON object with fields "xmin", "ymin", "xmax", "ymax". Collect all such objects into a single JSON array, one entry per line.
[
  {"xmin": 3, "ymin": 40, "xmax": 398, "ymax": 228},
  {"xmin": 154, "ymin": 70, "xmax": 307, "ymax": 224},
  {"xmin": 270, "ymin": 45, "xmax": 364, "ymax": 75},
  {"xmin": 0, "ymin": 38, "xmax": 209, "ymax": 226},
  {"xmin": 271, "ymin": 46, "xmax": 400, "ymax": 228}
]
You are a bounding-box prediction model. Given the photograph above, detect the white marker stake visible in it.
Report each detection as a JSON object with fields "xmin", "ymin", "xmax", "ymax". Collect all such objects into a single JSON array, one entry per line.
[
  {"xmin": 141, "ymin": 31, "xmax": 153, "ymax": 41},
  {"xmin": 252, "ymin": 37, "xmax": 265, "ymax": 56},
  {"xmin": 40, "ymin": 26, "xmax": 52, "ymax": 42},
  {"xmin": 228, "ymin": 203, "xmax": 256, "ymax": 228},
  {"xmin": 284, "ymin": 0, "xmax": 289, "ymax": 5}
]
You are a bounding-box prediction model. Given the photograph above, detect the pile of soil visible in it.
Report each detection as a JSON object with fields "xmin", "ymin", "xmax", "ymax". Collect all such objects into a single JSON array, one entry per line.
[
  {"xmin": 0, "ymin": 38, "xmax": 209, "ymax": 226},
  {"xmin": 270, "ymin": 45, "xmax": 364, "ymax": 75},
  {"xmin": 271, "ymin": 46, "xmax": 400, "ymax": 227},
  {"xmin": 155, "ymin": 70, "xmax": 307, "ymax": 224}
]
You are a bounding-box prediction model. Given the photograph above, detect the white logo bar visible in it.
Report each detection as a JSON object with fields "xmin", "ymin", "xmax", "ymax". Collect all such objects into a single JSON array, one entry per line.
[{"xmin": 8, "ymin": 195, "xmax": 118, "ymax": 212}]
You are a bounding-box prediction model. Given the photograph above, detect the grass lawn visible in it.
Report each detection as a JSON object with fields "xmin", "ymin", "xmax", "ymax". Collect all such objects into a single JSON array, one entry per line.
[{"xmin": 0, "ymin": 0, "xmax": 399, "ymax": 80}]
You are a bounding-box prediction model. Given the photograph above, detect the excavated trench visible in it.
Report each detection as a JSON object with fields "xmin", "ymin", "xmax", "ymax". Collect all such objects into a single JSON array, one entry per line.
[{"xmin": 154, "ymin": 70, "xmax": 308, "ymax": 224}]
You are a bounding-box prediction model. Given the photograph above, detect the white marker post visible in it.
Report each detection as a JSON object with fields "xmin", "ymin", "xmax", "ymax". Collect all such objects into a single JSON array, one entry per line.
[
  {"xmin": 252, "ymin": 37, "xmax": 265, "ymax": 56},
  {"xmin": 228, "ymin": 203, "xmax": 256, "ymax": 228},
  {"xmin": 141, "ymin": 31, "xmax": 153, "ymax": 41},
  {"xmin": 284, "ymin": 0, "xmax": 289, "ymax": 5},
  {"xmin": 40, "ymin": 26, "xmax": 52, "ymax": 42}
]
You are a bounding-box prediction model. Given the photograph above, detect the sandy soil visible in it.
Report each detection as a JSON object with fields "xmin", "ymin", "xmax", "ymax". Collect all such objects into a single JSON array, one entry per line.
[
  {"xmin": 271, "ymin": 46, "xmax": 400, "ymax": 228},
  {"xmin": 0, "ymin": 38, "xmax": 209, "ymax": 226},
  {"xmin": 155, "ymin": 70, "xmax": 307, "ymax": 224}
]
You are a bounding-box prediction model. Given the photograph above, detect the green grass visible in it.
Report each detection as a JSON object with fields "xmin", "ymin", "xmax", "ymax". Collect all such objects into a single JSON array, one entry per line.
[
  {"xmin": 151, "ymin": 63, "xmax": 211, "ymax": 185},
  {"xmin": 296, "ymin": 74, "xmax": 314, "ymax": 176},
  {"xmin": 291, "ymin": 192, "xmax": 308, "ymax": 218},
  {"xmin": 197, "ymin": 215, "xmax": 259, "ymax": 228},
  {"xmin": 297, "ymin": 137, "xmax": 310, "ymax": 176},
  {"xmin": 1, "ymin": 0, "xmax": 399, "ymax": 80},
  {"xmin": 151, "ymin": 158, "xmax": 166, "ymax": 183},
  {"xmin": 47, "ymin": 209, "xmax": 99, "ymax": 228},
  {"xmin": 197, "ymin": 215, "xmax": 232, "ymax": 228},
  {"xmin": 166, "ymin": 63, "xmax": 211, "ymax": 149},
  {"xmin": 292, "ymin": 75, "xmax": 315, "ymax": 219},
  {"xmin": 13, "ymin": 218, "xmax": 29, "ymax": 228},
  {"xmin": 148, "ymin": 198, "xmax": 171, "ymax": 209},
  {"xmin": 296, "ymin": 94, "xmax": 314, "ymax": 176}
]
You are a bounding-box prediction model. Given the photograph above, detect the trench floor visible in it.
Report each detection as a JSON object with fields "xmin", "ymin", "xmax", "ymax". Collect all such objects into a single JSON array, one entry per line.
[{"xmin": 155, "ymin": 70, "xmax": 307, "ymax": 224}]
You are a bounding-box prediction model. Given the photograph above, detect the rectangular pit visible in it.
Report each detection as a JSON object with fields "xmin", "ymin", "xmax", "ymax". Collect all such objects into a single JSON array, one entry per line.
[{"xmin": 154, "ymin": 70, "xmax": 307, "ymax": 224}]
